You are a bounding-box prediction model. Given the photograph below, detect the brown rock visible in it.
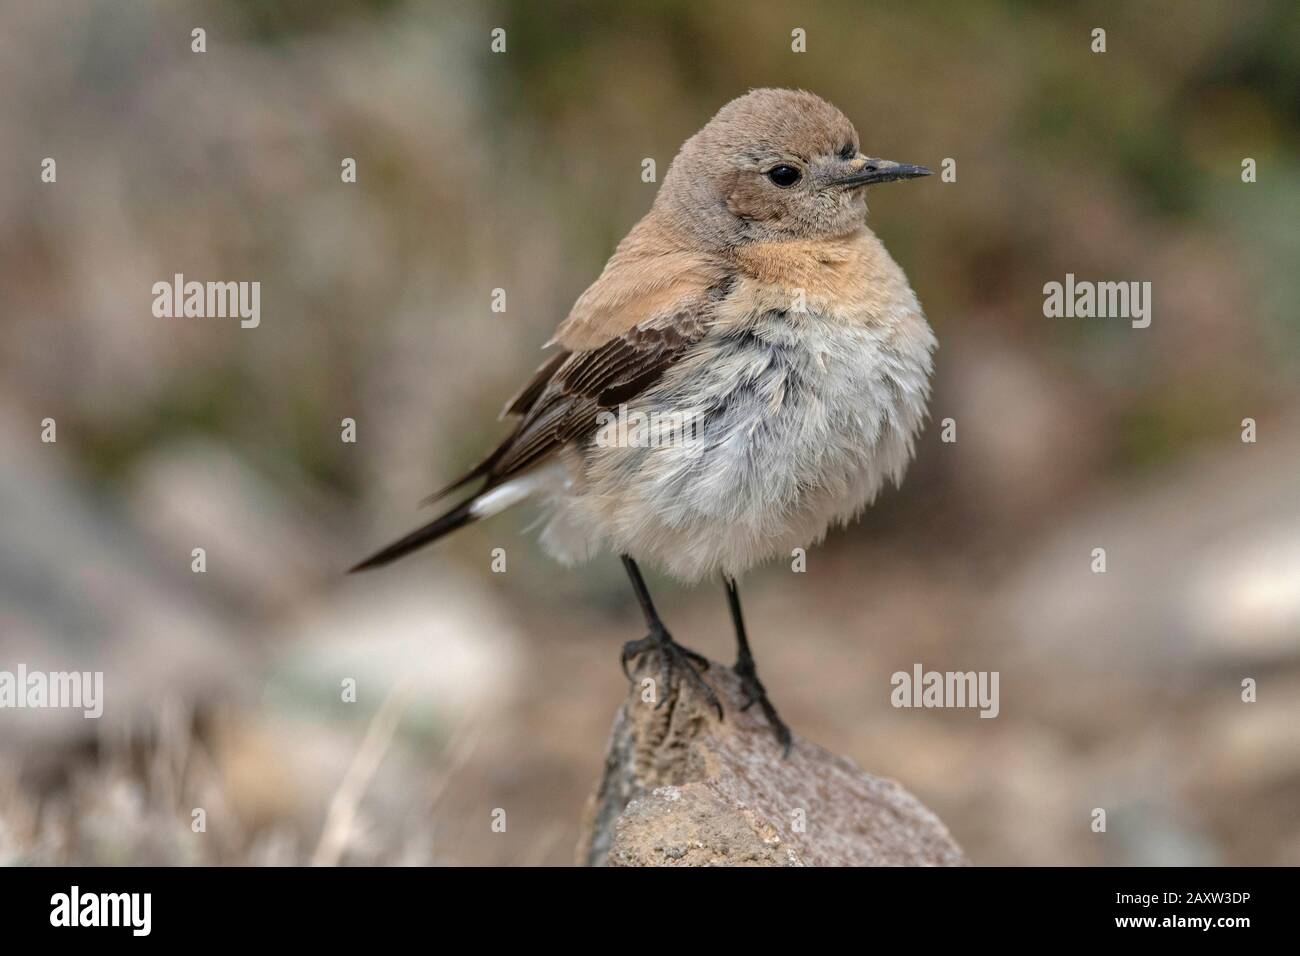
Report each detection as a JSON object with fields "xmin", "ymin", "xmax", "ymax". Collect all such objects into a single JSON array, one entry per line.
[{"xmin": 578, "ymin": 654, "xmax": 967, "ymax": 866}]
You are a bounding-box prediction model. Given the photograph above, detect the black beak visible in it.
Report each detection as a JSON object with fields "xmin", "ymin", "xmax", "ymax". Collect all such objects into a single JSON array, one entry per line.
[{"xmin": 833, "ymin": 158, "xmax": 932, "ymax": 188}]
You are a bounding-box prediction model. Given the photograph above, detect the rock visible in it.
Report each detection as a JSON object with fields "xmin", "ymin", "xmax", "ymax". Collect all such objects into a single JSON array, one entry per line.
[{"xmin": 577, "ymin": 655, "xmax": 967, "ymax": 867}]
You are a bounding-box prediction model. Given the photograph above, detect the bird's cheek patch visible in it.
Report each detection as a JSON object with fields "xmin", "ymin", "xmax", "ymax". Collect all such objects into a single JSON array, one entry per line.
[{"xmin": 724, "ymin": 172, "xmax": 779, "ymax": 222}]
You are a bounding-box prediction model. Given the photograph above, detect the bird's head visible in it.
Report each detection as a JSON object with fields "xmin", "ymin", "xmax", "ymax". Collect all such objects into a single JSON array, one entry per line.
[{"xmin": 658, "ymin": 88, "xmax": 930, "ymax": 250}]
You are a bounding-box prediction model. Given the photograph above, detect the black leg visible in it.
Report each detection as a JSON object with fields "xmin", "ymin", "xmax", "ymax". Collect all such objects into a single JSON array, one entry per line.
[
  {"xmin": 723, "ymin": 575, "xmax": 793, "ymax": 755},
  {"xmin": 622, "ymin": 555, "xmax": 671, "ymax": 633},
  {"xmin": 619, "ymin": 556, "xmax": 721, "ymax": 719}
]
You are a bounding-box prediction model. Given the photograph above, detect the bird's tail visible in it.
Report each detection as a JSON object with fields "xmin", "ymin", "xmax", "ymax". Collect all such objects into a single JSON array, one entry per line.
[
  {"xmin": 349, "ymin": 498, "xmax": 477, "ymax": 572},
  {"xmin": 349, "ymin": 473, "xmax": 546, "ymax": 573}
]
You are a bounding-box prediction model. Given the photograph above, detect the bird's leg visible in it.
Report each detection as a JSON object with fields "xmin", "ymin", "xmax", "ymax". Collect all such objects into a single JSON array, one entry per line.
[
  {"xmin": 619, "ymin": 555, "xmax": 721, "ymax": 719},
  {"xmin": 724, "ymin": 575, "xmax": 793, "ymax": 755}
]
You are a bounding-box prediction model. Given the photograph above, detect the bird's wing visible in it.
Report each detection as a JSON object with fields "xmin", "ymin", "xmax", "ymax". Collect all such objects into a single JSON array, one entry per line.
[
  {"xmin": 480, "ymin": 277, "xmax": 730, "ymax": 487},
  {"xmin": 352, "ymin": 295, "xmax": 725, "ymax": 569},
  {"xmin": 498, "ymin": 349, "xmax": 570, "ymax": 419},
  {"xmin": 424, "ymin": 235, "xmax": 733, "ymax": 506},
  {"xmin": 549, "ymin": 217, "xmax": 730, "ymax": 351}
]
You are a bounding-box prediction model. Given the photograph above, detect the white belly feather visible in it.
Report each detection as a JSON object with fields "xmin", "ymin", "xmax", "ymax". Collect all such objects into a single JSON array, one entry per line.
[{"xmin": 538, "ymin": 289, "xmax": 936, "ymax": 582}]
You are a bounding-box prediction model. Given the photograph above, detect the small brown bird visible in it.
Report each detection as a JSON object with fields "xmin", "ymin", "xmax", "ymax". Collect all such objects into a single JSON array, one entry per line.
[{"xmin": 353, "ymin": 89, "xmax": 936, "ymax": 753}]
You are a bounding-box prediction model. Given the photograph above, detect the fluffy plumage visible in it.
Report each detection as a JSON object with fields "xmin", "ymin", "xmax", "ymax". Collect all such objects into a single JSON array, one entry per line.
[{"xmin": 352, "ymin": 88, "xmax": 936, "ymax": 582}]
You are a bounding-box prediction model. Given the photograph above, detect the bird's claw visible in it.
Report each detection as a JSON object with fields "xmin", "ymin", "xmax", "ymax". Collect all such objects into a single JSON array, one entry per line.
[
  {"xmin": 622, "ymin": 630, "xmax": 722, "ymax": 720},
  {"xmin": 735, "ymin": 658, "xmax": 793, "ymax": 757}
]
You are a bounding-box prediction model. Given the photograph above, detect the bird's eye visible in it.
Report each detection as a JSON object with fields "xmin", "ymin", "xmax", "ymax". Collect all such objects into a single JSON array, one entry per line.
[
  {"xmin": 767, "ymin": 164, "xmax": 802, "ymax": 188},
  {"xmin": 839, "ymin": 144, "xmax": 857, "ymax": 160}
]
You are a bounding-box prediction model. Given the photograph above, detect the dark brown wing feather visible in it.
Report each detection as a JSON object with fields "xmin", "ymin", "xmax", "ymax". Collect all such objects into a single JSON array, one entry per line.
[
  {"xmin": 499, "ymin": 349, "xmax": 570, "ymax": 419},
  {"xmin": 354, "ymin": 202, "xmax": 740, "ymax": 572},
  {"xmin": 418, "ymin": 349, "xmax": 571, "ymax": 506},
  {"xmin": 479, "ymin": 315, "xmax": 706, "ymax": 486},
  {"xmin": 421, "ymin": 274, "xmax": 733, "ymax": 508}
]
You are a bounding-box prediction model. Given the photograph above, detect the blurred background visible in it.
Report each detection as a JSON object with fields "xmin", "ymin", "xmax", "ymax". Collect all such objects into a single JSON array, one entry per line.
[{"xmin": 1, "ymin": 0, "xmax": 1297, "ymax": 866}]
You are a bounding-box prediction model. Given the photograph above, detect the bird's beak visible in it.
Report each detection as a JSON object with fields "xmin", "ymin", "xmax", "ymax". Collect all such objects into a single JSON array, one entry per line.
[{"xmin": 833, "ymin": 158, "xmax": 932, "ymax": 188}]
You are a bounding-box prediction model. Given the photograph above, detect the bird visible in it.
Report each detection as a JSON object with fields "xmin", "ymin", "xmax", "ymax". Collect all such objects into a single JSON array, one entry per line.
[{"xmin": 352, "ymin": 88, "xmax": 937, "ymax": 755}]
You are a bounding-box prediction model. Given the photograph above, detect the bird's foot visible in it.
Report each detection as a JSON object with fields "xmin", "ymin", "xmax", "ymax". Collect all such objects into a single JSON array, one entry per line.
[
  {"xmin": 621, "ymin": 628, "xmax": 723, "ymax": 720},
  {"xmin": 734, "ymin": 656, "xmax": 793, "ymax": 757}
]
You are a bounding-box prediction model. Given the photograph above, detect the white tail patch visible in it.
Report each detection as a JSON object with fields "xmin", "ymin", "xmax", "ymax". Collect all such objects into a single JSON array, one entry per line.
[{"xmin": 469, "ymin": 469, "xmax": 557, "ymax": 519}]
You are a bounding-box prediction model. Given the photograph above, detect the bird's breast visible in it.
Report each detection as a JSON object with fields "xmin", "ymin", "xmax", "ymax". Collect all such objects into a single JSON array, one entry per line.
[
  {"xmin": 730, "ymin": 226, "xmax": 921, "ymax": 328},
  {"xmin": 564, "ymin": 230, "xmax": 937, "ymax": 580}
]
